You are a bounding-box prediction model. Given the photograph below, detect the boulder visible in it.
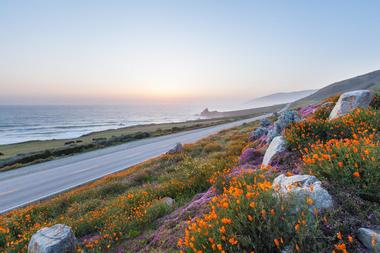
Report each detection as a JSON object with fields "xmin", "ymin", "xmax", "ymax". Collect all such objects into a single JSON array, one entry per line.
[
  {"xmin": 357, "ymin": 228, "xmax": 380, "ymax": 251},
  {"xmin": 161, "ymin": 197, "xmax": 175, "ymax": 208},
  {"xmin": 267, "ymin": 110, "xmax": 300, "ymax": 142},
  {"xmin": 262, "ymin": 136, "xmax": 286, "ymax": 166},
  {"xmin": 248, "ymin": 127, "xmax": 268, "ymax": 141},
  {"xmin": 166, "ymin": 143, "xmax": 183, "ymax": 154},
  {"xmin": 329, "ymin": 90, "xmax": 372, "ymax": 120},
  {"xmin": 273, "ymin": 174, "xmax": 333, "ymax": 211},
  {"xmin": 260, "ymin": 118, "xmax": 271, "ymax": 127},
  {"xmin": 28, "ymin": 224, "xmax": 77, "ymax": 253}
]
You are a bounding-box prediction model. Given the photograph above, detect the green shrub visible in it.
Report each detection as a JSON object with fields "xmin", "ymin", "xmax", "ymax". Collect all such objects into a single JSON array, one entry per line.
[
  {"xmin": 203, "ymin": 142, "xmax": 223, "ymax": 153},
  {"xmin": 303, "ymin": 137, "xmax": 380, "ymax": 200},
  {"xmin": 313, "ymin": 103, "xmax": 335, "ymax": 120},
  {"xmin": 180, "ymin": 171, "xmax": 326, "ymax": 253},
  {"xmin": 370, "ymin": 91, "xmax": 380, "ymax": 109},
  {"xmin": 285, "ymin": 108, "xmax": 380, "ymax": 152}
]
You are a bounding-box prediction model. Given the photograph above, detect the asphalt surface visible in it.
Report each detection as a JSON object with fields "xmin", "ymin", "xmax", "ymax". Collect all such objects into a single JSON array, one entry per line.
[{"xmin": 0, "ymin": 109, "xmax": 285, "ymax": 214}]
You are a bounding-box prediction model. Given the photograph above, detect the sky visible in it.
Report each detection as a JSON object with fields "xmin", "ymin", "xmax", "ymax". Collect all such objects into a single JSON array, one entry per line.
[{"xmin": 1, "ymin": 0, "xmax": 380, "ymax": 105}]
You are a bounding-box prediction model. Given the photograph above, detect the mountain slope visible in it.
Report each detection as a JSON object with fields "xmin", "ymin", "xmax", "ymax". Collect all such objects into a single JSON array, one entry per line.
[
  {"xmin": 246, "ymin": 90, "xmax": 316, "ymax": 107},
  {"xmin": 292, "ymin": 69, "xmax": 380, "ymax": 107}
]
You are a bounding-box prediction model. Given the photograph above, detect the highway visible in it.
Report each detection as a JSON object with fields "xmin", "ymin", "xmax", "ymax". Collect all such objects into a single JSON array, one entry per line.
[{"xmin": 0, "ymin": 111, "xmax": 280, "ymax": 214}]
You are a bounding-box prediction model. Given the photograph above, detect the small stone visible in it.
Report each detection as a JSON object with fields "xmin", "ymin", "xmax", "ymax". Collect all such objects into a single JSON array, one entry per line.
[
  {"xmin": 357, "ymin": 228, "xmax": 380, "ymax": 251},
  {"xmin": 262, "ymin": 136, "xmax": 286, "ymax": 166},
  {"xmin": 161, "ymin": 197, "xmax": 175, "ymax": 208},
  {"xmin": 329, "ymin": 90, "xmax": 372, "ymax": 120},
  {"xmin": 28, "ymin": 224, "xmax": 77, "ymax": 253},
  {"xmin": 167, "ymin": 143, "xmax": 183, "ymax": 154},
  {"xmin": 273, "ymin": 174, "xmax": 333, "ymax": 211}
]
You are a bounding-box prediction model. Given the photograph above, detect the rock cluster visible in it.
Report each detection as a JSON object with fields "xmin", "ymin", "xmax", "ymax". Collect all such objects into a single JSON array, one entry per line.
[
  {"xmin": 267, "ymin": 110, "xmax": 301, "ymax": 142},
  {"xmin": 248, "ymin": 127, "xmax": 268, "ymax": 141}
]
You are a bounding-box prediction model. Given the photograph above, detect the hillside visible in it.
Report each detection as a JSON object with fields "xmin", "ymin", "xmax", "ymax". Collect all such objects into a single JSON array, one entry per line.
[
  {"xmin": 246, "ymin": 89, "xmax": 316, "ymax": 107},
  {"xmin": 292, "ymin": 69, "xmax": 380, "ymax": 108}
]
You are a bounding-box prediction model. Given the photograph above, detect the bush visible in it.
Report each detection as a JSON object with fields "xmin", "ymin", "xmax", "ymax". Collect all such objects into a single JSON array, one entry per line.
[
  {"xmin": 285, "ymin": 108, "xmax": 380, "ymax": 152},
  {"xmin": 179, "ymin": 171, "xmax": 326, "ymax": 253},
  {"xmin": 303, "ymin": 137, "xmax": 380, "ymax": 200},
  {"xmin": 370, "ymin": 91, "xmax": 380, "ymax": 109},
  {"xmin": 313, "ymin": 103, "xmax": 335, "ymax": 120},
  {"xmin": 203, "ymin": 142, "xmax": 223, "ymax": 153}
]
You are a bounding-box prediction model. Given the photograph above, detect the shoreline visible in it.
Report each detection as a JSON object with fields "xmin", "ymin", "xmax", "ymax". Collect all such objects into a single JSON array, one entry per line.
[{"xmin": 0, "ymin": 103, "xmax": 284, "ymax": 172}]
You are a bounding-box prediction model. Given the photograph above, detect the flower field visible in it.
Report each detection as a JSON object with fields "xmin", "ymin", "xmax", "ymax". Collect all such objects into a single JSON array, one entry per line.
[
  {"xmin": 179, "ymin": 92, "xmax": 380, "ymax": 253},
  {"xmin": 0, "ymin": 121, "xmax": 258, "ymax": 252}
]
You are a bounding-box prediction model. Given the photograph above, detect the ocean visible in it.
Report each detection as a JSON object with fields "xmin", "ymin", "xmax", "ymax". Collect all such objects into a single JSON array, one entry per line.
[{"xmin": 0, "ymin": 104, "xmax": 205, "ymax": 145}]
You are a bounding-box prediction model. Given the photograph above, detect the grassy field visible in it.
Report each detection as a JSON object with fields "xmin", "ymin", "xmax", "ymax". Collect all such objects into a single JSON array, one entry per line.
[{"xmin": 0, "ymin": 117, "xmax": 261, "ymax": 252}]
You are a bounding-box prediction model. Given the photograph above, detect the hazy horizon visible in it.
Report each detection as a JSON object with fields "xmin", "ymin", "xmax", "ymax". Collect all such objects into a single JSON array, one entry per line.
[{"xmin": 1, "ymin": 1, "xmax": 380, "ymax": 105}]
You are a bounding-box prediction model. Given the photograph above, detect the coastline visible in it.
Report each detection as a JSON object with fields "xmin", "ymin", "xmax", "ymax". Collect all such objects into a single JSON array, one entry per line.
[{"xmin": 0, "ymin": 103, "xmax": 284, "ymax": 172}]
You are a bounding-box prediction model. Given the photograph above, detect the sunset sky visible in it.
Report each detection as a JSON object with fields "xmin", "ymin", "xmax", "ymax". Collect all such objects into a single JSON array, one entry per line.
[{"xmin": 1, "ymin": 0, "xmax": 380, "ymax": 105}]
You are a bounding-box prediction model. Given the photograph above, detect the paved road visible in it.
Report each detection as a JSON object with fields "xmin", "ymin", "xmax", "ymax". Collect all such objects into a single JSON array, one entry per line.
[{"xmin": 0, "ymin": 111, "xmax": 279, "ymax": 214}]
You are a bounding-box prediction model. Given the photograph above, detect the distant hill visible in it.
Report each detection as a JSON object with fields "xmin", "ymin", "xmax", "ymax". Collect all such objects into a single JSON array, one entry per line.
[
  {"xmin": 246, "ymin": 90, "xmax": 316, "ymax": 108},
  {"xmin": 292, "ymin": 69, "xmax": 380, "ymax": 108}
]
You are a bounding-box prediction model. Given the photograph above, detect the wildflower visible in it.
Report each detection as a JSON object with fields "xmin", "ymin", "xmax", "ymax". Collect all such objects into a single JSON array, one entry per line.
[
  {"xmin": 274, "ymin": 238, "xmax": 280, "ymax": 248},
  {"xmin": 219, "ymin": 226, "xmax": 226, "ymax": 234},
  {"xmin": 229, "ymin": 237, "xmax": 238, "ymax": 245},
  {"xmin": 353, "ymin": 171, "xmax": 360, "ymax": 178},
  {"xmin": 221, "ymin": 218, "xmax": 232, "ymax": 224},
  {"xmin": 295, "ymin": 223, "xmax": 300, "ymax": 232},
  {"xmin": 338, "ymin": 162, "xmax": 344, "ymax": 168},
  {"xmin": 334, "ymin": 243, "xmax": 347, "ymax": 253},
  {"xmin": 306, "ymin": 197, "xmax": 314, "ymax": 206}
]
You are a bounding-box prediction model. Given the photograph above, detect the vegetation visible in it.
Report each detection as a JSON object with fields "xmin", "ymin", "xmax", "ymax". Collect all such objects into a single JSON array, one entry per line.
[
  {"xmin": 303, "ymin": 137, "xmax": 380, "ymax": 200},
  {"xmin": 1, "ymin": 93, "xmax": 379, "ymax": 252},
  {"xmin": 284, "ymin": 108, "xmax": 379, "ymax": 152},
  {"xmin": 0, "ymin": 120, "xmax": 258, "ymax": 252},
  {"xmin": 179, "ymin": 169, "xmax": 325, "ymax": 253},
  {"xmin": 180, "ymin": 93, "xmax": 380, "ymax": 253}
]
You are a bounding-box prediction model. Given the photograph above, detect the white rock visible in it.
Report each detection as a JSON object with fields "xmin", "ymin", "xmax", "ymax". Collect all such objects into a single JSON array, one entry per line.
[
  {"xmin": 262, "ymin": 136, "xmax": 286, "ymax": 166},
  {"xmin": 28, "ymin": 224, "xmax": 77, "ymax": 253},
  {"xmin": 273, "ymin": 174, "xmax": 333, "ymax": 211},
  {"xmin": 357, "ymin": 228, "xmax": 380, "ymax": 251},
  {"xmin": 161, "ymin": 197, "xmax": 175, "ymax": 208},
  {"xmin": 329, "ymin": 90, "xmax": 372, "ymax": 120}
]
